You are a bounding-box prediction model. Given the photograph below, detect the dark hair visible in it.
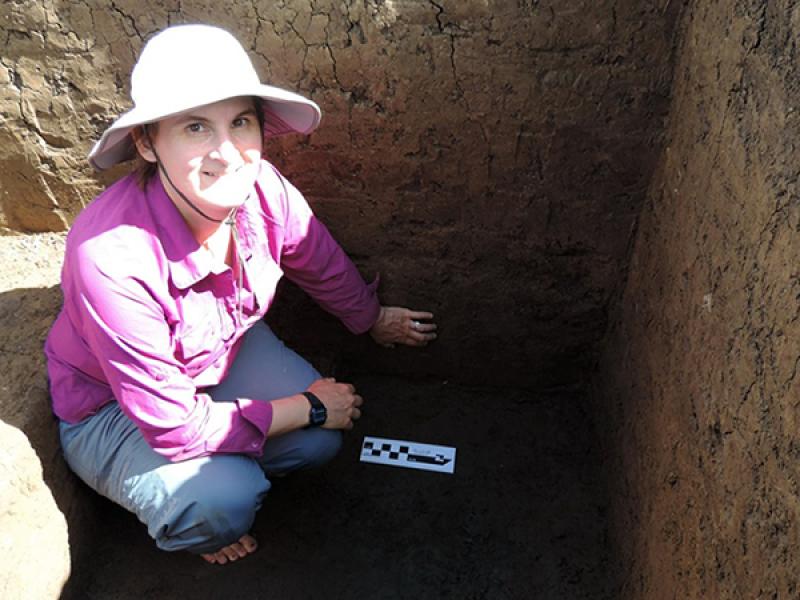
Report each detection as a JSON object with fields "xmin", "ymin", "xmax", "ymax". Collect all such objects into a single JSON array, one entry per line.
[
  {"xmin": 133, "ymin": 97, "xmax": 266, "ymax": 189},
  {"xmin": 133, "ymin": 122, "xmax": 159, "ymax": 188}
]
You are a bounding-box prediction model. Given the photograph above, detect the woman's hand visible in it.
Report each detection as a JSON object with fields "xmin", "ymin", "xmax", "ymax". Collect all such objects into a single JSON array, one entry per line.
[
  {"xmin": 307, "ymin": 378, "xmax": 363, "ymax": 430},
  {"xmin": 369, "ymin": 306, "xmax": 438, "ymax": 348}
]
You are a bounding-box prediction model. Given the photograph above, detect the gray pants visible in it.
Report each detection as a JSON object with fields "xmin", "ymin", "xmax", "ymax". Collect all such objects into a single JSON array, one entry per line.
[{"xmin": 59, "ymin": 321, "xmax": 341, "ymax": 554}]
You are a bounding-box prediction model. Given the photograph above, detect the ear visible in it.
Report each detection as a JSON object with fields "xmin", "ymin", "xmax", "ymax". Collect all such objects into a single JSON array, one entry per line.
[{"xmin": 131, "ymin": 126, "xmax": 157, "ymax": 163}]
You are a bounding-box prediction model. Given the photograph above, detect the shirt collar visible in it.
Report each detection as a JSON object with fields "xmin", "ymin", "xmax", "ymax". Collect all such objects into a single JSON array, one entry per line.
[
  {"xmin": 145, "ymin": 176, "xmax": 261, "ymax": 290},
  {"xmin": 146, "ymin": 176, "xmax": 214, "ymax": 290}
]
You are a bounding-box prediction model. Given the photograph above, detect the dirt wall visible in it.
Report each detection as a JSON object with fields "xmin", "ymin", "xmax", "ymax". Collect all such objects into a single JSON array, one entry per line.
[
  {"xmin": 0, "ymin": 233, "xmax": 99, "ymax": 600},
  {"xmin": 0, "ymin": 0, "xmax": 681, "ymax": 389},
  {"xmin": 0, "ymin": 2, "xmax": 688, "ymax": 597},
  {"xmin": 594, "ymin": 1, "xmax": 800, "ymax": 597}
]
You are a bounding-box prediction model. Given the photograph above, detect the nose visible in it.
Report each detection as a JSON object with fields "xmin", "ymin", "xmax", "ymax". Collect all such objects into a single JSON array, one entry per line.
[{"xmin": 208, "ymin": 136, "xmax": 242, "ymax": 167}]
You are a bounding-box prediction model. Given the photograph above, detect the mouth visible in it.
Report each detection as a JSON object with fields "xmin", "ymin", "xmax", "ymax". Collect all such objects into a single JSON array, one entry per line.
[
  {"xmin": 202, "ymin": 166, "xmax": 238, "ymax": 178},
  {"xmin": 202, "ymin": 163, "xmax": 255, "ymax": 179},
  {"xmin": 198, "ymin": 164, "xmax": 260, "ymax": 198}
]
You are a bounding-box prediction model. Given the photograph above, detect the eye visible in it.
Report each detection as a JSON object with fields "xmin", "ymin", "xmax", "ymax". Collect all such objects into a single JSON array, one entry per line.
[
  {"xmin": 186, "ymin": 122, "xmax": 205, "ymax": 134},
  {"xmin": 232, "ymin": 116, "xmax": 252, "ymax": 128}
]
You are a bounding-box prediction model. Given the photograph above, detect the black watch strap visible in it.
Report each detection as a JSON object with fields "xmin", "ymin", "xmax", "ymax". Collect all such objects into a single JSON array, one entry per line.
[{"xmin": 303, "ymin": 391, "xmax": 327, "ymax": 428}]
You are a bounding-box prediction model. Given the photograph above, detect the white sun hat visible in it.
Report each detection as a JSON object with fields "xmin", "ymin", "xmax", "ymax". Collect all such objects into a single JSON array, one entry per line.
[{"xmin": 88, "ymin": 24, "xmax": 321, "ymax": 170}]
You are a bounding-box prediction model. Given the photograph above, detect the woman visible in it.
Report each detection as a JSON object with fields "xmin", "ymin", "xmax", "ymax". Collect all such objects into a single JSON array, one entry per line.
[{"xmin": 44, "ymin": 24, "xmax": 436, "ymax": 565}]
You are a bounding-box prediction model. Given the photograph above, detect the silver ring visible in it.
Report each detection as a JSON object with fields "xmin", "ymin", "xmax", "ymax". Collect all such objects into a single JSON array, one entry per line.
[{"xmin": 412, "ymin": 320, "xmax": 420, "ymax": 331}]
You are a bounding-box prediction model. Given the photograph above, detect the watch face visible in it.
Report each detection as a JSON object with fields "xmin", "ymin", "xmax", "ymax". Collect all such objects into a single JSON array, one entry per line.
[{"xmin": 310, "ymin": 406, "xmax": 327, "ymax": 426}]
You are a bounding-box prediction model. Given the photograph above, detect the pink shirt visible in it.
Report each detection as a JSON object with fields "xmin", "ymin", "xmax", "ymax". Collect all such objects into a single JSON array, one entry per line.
[{"xmin": 45, "ymin": 162, "xmax": 380, "ymax": 461}]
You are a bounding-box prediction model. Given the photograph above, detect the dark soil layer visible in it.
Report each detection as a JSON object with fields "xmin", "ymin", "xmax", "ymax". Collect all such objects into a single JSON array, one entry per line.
[{"xmin": 61, "ymin": 375, "xmax": 612, "ymax": 599}]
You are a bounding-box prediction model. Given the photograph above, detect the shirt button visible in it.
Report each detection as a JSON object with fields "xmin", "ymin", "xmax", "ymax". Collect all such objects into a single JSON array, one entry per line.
[{"xmin": 251, "ymin": 442, "xmax": 259, "ymax": 448}]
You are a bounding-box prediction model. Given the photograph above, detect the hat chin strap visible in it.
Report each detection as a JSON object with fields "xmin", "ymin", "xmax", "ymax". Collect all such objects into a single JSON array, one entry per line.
[{"xmin": 146, "ymin": 132, "xmax": 234, "ymax": 225}]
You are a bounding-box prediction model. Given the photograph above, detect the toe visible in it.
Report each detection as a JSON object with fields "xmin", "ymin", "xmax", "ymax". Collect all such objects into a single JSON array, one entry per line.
[
  {"xmin": 240, "ymin": 534, "xmax": 258, "ymax": 553},
  {"xmin": 228, "ymin": 542, "xmax": 247, "ymax": 558},
  {"xmin": 202, "ymin": 534, "xmax": 258, "ymax": 565},
  {"xmin": 222, "ymin": 546, "xmax": 240, "ymax": 562}
]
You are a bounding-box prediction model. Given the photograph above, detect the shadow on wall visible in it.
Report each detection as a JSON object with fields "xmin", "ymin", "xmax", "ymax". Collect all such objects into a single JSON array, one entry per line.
[
  {"xmin": 2, "ymin": 0, "xmax": 683, "ymax": 391},
  {"xmin": 266, "ymin": 276, "xmax": 598, "ymax": 390},
  {"xmin": 0, "ymin": 285, "xmax": 99, "ymax": 600},
  {"xmin": 590, "ymin": 1, "xmax": 800, "ymax": 597}
]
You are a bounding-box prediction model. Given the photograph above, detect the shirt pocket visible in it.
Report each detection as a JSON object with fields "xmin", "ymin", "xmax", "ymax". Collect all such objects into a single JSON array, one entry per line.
[
  {"xmin": 174, "ymin": 287, "xmax": 232, "ymax": 366},
  {"xmin": 247, "ymin": 253, "xmax": 283, "ymax": 312}
]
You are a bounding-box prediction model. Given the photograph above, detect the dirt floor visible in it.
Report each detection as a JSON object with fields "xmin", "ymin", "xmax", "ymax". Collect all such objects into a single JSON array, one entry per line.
[{"xmin": 60, "ymin": 375, "xmax": 613, "ymax": 600}]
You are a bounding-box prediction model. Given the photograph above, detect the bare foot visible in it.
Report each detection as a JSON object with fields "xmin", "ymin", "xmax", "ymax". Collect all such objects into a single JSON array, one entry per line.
[{"xmin": 201, "ymin": 534, "xmax": 258, "ymax": 565}]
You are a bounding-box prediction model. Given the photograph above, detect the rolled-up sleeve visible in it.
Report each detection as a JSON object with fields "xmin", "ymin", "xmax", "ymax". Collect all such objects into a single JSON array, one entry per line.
[
  {"xmin": 271, "ymin": 171, "xmax": 381, "ymax": 334},
  {"xmin": 73, "ymin": 243, "xmax": 272, "ymax": 462}
]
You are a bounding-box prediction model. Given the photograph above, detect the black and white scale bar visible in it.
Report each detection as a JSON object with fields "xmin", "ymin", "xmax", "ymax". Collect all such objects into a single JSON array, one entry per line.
[{"xmin": 360, "ymin": 436, "xmax": 456, "ymax": 474}]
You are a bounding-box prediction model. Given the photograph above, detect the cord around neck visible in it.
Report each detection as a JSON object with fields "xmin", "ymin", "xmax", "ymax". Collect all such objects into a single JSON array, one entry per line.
[{"xmin": 145, "ymin": 130, "xmax": 233, "ymax": 225}]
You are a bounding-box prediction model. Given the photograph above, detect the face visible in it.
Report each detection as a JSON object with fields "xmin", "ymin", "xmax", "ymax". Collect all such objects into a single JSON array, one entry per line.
[{"xmin": 135, "ymin": 96, "xmax": 263, "ymax": 222}]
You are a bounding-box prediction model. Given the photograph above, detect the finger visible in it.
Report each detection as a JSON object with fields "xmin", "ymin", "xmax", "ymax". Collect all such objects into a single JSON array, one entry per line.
[
  {"xmin": 353, "ymin": 394, "xmax": 364, "ymax": 407},
  {"xmin": 412, "ymin": 322, "xmax": 437, "ymax": 333},
  {"xmin": 214, "ymin": 550, "xmax": 229, "ymax": 565},
  {"xmin": 408, "ymin": 330, "xmax": 436, "ymax": 344},
  {"xmin": 351, "ymin": 407, "xmax": 362, "ymax": 420},
  {"xmin": 229, "ymin": 542, "xmax": 248, "ymax": 558},
  {"xmin": 407, "ymin": 310, "xmax": 434, "ymax": 320}
]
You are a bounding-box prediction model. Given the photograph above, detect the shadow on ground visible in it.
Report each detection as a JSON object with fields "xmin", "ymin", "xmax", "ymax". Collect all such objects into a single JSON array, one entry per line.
[{"xmin": 61, "ymin": 375, "xmax": 613, "ymax": 600}]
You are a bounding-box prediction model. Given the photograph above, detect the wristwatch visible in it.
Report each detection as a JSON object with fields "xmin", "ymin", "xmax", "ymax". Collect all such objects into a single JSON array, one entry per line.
[{"xmin": 303, "ymin": 391, "xmax": 327, "ymax": 428}]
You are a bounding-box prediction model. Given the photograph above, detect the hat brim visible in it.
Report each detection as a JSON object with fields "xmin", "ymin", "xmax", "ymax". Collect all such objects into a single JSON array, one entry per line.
[{"xmin": 88, "ymin": 83, "xmax": 321, "ymax": 170}]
